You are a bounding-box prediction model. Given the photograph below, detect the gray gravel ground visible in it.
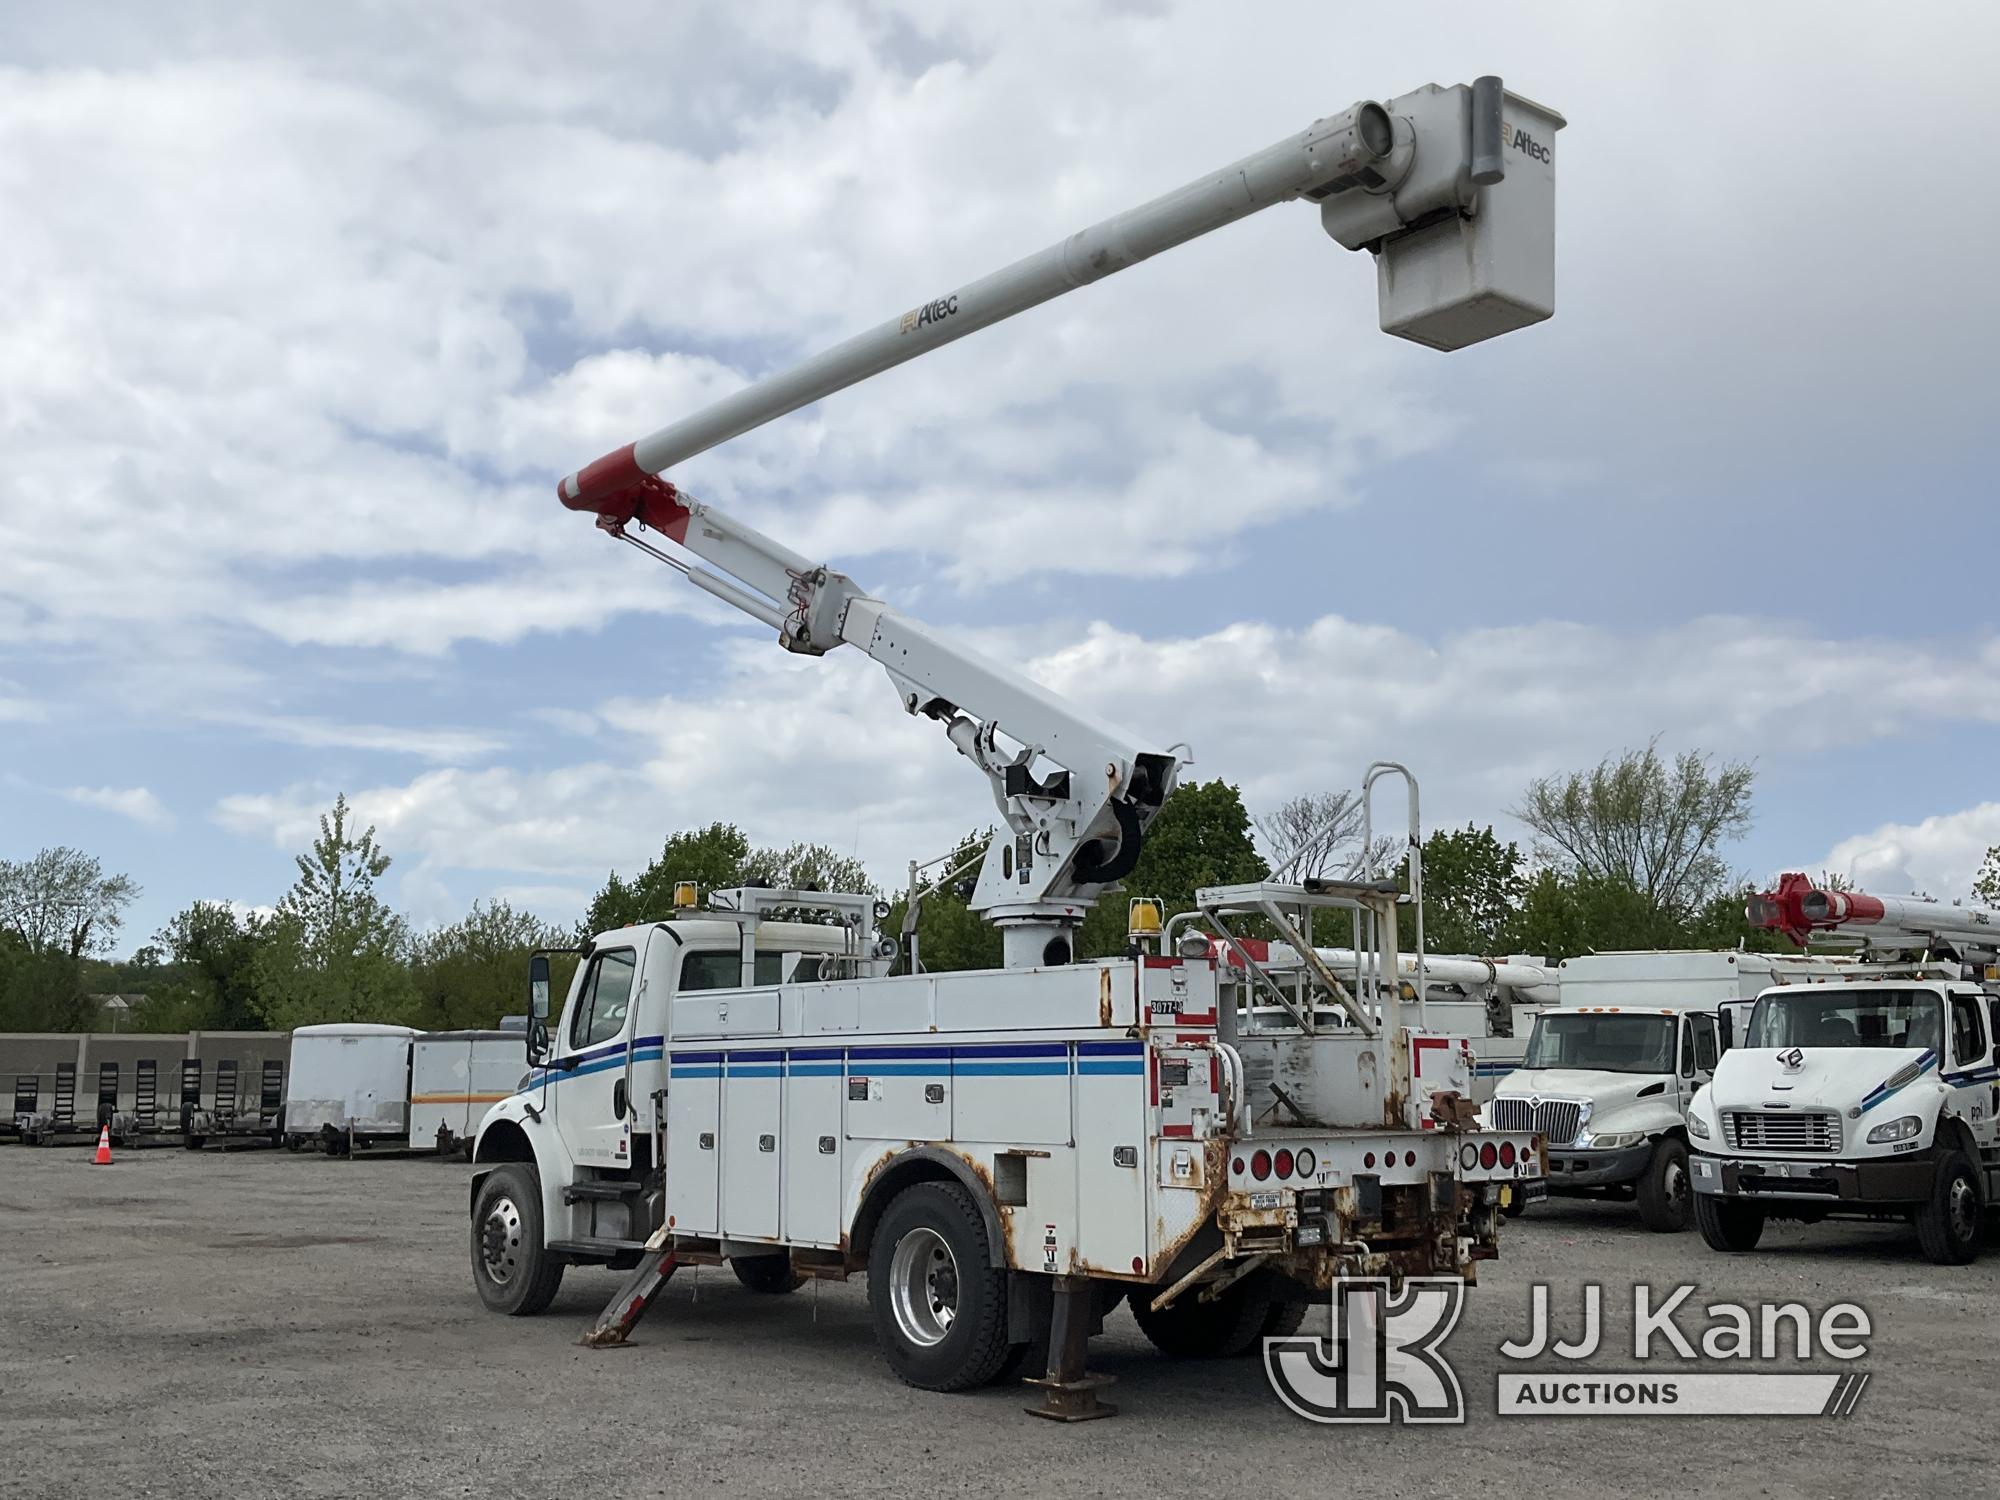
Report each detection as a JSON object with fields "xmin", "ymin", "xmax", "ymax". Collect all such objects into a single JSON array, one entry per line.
[{"xmin": 2, "ymin": 1144, "xmax": 1991, "ymax": 1499}]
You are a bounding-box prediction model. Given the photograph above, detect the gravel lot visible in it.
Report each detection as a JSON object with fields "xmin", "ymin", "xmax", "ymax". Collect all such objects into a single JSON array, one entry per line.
[{"xmin": 2, "ymin": 1144, "xmax": 1992, "ymax": 1499}]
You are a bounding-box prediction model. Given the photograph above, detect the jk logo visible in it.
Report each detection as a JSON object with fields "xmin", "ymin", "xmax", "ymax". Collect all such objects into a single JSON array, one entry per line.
[{"xmin": 1264, "ymin": 1278, "xmax": 1465, "ymax": 1424}]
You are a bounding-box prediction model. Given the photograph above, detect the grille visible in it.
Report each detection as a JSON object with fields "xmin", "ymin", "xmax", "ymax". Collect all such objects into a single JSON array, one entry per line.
[
  {"xmin": 1724, "ymin": 1110, "xmax": 1840, "ymax": 1154},
  {"xmin": 1489, "ymin": 1096, "xmax": 1585, "ymax": 1147}
]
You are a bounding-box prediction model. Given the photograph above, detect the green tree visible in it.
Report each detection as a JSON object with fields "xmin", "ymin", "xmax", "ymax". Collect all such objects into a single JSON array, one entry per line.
[
  {"xmin": 0, "ymin": 846, "xmax": 140, "ymax": 959},
  {"xmin": 741, "ymin": 841, "xmax": 875, "ymax": 895},
  {"xmin": 409, "ymin": 899, "xmax": 563, "ymax": 1030},
  {"xmin": 131, "ymin": 901, "xmax": 269, "ymax": 1031},
  {"xmin": 1077, "ymin": 779, "xmax": 1267, "ymax": 959},
  {"xmin": 1406, "ymin": 824, "xmax": 1526, "ymax": 955},
  {"xmin": 1514, "ymin": 740, "xmax": 1755, "ymax": 922},
  {"xmin": 252, "ymin": 795, "xmax": 411, "ymax": 1028},
  {"xmin": 1975, "ymin": 845, "xmax": 1999, "ymax": 906}
]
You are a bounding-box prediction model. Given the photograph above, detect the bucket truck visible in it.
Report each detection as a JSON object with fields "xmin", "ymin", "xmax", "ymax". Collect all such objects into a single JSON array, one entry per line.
[
  {"xmin": 470, "ymin": 75, "xmax": 1563, "ymax": 1415},
  {"xmin": 1687, "ymin": 876, "xmax": 2000, "ymax": 1263}
]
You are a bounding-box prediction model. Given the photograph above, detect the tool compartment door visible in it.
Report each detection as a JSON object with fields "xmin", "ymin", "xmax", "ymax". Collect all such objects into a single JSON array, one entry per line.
[
  {"xmin": 721, "ymin": 1050, "xmax": 782, "ymax": 1241},
  {"xmin": 784, "ymin": 1049, "xmax": 844, "ymax": 1247},
  {"xmin": 666, "ymin": 1051, "xmax": 721, "ymax": 1235},
  {"xmin": 1075, "ymin": 1040, "xmax": 1148, "ymax": 1274}
]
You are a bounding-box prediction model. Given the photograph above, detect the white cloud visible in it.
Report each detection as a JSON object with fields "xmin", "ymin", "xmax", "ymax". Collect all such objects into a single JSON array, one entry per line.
[
  {"xmin": 63, "ymin": 785, "xmax": 173, "ymax": 829},
  {"xmin": 210, "ymin": 612, "xmax": 2000, "ymax": 914},
  {"xmin": 208, "ymin": 712, "xmax": 507, "ymax": 763},
  {"xmin": 1820, "ymin": 804, "xmax": 2000, "ymax": 902}
]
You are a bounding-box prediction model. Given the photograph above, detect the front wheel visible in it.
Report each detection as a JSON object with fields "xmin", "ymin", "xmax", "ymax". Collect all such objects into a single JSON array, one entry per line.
[
  {"xmin": 1915, "ymin": 1151, "xmax": 1982, "ymax": 1265},
  {"xmin": 472, "ymin": 1164, "xmax": 565, "ymax": 1315},
  {"xmin": 1694, "ymin": 1191, "xmax": 1765, "ymax": 1252},
  {"xmin": 867, "ymin": 1182, "xmax": 1012, "ymax": 1391},
  {"xmin": 1636, "ymin": 1138, "xmax": 1693, "ymax": 1232}
]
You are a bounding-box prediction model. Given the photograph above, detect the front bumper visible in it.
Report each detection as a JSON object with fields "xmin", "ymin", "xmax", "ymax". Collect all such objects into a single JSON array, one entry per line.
[
  {"xmin": 1541, "ymin": 1140, "xmax": 1655, "ymax": 1190},
  {"xmin": 1689, "ymin": 1147, "xmax": 1939, "ymax": 1205}
]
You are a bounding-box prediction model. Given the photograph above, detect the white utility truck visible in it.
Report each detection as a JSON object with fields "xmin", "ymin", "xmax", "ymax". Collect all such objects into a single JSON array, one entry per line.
[
  {"xmin": 1489, "ymin": 949, "xmax": 1887, "ymax": 1230},
  {"xmin": 471, "ymin": 75, "xmax": 1562, "ymax": 1417},
  {"xmin": 1689, "ymin": 875, "xmax": 2000, "ymax": 1263}
]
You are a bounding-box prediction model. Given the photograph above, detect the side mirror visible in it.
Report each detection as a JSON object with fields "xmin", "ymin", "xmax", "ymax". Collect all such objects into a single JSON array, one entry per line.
[
  {"xmin": 529, "ymin": 954, "xmax": 552, "ymax": 1020},
  {"xmin": 526, "ymin": 1019, "xmax": 549, "ymax": 1068}
]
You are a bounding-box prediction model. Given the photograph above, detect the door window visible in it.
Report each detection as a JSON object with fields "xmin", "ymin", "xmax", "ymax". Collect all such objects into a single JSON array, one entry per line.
[
  {"xmin": 569, "ymin": 950, "xmax": 637, "ymax": 1050},
  {"xmin": 1688, "ymin": 1013, "xmax": 1719, "ymax": 1073},
  {"xmin": 1948, "ymin": 995, "xmax": 1986, "ymax": 1069}
]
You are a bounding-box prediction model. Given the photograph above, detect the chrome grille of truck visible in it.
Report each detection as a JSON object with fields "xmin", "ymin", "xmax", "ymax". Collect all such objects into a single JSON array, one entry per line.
[
  {"xmin": 1489, "ymin": 1097, "xmax": 1584, "ymax": 1146},
  {"xmin": 1724, "ymin": 1110, "xmax": 1840, "ymax": 1154}
]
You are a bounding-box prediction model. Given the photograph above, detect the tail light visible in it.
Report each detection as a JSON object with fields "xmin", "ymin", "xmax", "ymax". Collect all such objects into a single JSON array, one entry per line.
[
  {"xmin": 1273, "ymin": 1148, "xmax": 1295, "ymax": 1180},
  {"xmin": 1458, "ymin": 1144, "xmax": 1477, "ymax": 1170},
  {"xmin": 1499, "ymin": 1141, "xmax": 1516, "ymax": 1168},
  {"xmin": 1250, "ymin": 1149, "xmax": 1272, "ymax": 1181},
  {"xmin": 1478, "ymin": 1142, "xmax": 1498, "ymax": 1170},
  {"xmin": 1295, "ymin": 1148, "xmax": 1316, "ymax": 1178}
]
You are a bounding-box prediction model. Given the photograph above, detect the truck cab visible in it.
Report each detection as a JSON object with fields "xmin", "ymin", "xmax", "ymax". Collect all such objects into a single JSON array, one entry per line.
[
  {"xmin": 1488, "ymin": 1002, "xmax": 1720, "ymax": 1230},
  {"xmin": 1687, "ymin": 979, "xmax": 2000, "ymax": 1263}
]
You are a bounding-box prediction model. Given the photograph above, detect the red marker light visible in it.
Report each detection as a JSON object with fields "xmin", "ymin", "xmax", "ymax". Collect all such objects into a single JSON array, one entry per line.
[
  {"xmin": 1499, "ymin": 1141, "xmax": 1516, "ymax": 1168},
  {"xmin": 1273, "ymin": 1148, "xmax": 1295, "ymax": 1180},
  {"xmin": 1250, "ymin": 1149, "xmax": 1272, "ymax": 1181},
  {"xmin": 1479, "ymin": 1142, "xmax": 1498, "ymax": 1170},
  {"xmin": 1364, "ymin": 1151, "xmax": 1376, "ymax": 1169}
]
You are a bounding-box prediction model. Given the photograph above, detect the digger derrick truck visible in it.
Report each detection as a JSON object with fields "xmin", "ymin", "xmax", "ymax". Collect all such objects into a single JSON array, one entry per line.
[
  {"xmin": 470, "ymin": 76, "xmax": 1562, "ymax": 1414},
  {"xmin": 1687, "ymin": 874, "xmax": 2000, "ymax": 1264}
]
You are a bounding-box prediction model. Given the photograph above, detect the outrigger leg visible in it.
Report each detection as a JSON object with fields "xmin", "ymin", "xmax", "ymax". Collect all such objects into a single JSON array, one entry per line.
[
  {"xmin": 1024, "ymin": 1274, "xmax": 1116, "ymax": 1421},
  {"xmin": 580, "ymin": 1230, "xmax": 680, "ymax": 1349}
]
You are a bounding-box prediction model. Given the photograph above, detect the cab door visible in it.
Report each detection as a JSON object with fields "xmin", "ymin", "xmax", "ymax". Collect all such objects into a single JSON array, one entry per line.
[
  {"xmin": 1958, "ymin": 995, "xmax": 2000, "ymax": 1195},
  {"xmin": 1679, "ymin": 1012, "xmax": 1719, "ymax": 1104},
  {"xmin": 551, "ymin": 944, "xmax": 640, "ymax": 1169}
]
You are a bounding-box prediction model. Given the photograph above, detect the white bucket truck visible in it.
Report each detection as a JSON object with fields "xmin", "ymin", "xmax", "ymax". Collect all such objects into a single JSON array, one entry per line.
[
  {"xmin": 1487, "ymin": 949, "xmax": 1904, "ymax": 1230},
  {"xmin": 1687, "ymin": 875, "xmax": 2000, "ymax": 1263},
  {"xmin": 468, "ymin": 73, "xmax": 1564, "ymax": 1417}
]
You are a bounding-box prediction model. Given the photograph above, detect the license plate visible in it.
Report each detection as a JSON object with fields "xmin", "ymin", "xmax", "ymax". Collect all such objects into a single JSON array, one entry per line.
[
  {"xmin": 1249, "ymin": 1191, "xmax": 1282, "ymax": 1210},
  {"xmin": 1522, "ymin": 1178, "xmax": 1549, "ymax": 1203}
]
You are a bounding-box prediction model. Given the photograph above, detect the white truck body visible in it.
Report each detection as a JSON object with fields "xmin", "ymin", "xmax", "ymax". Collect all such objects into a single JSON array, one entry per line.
[
  {"xmin": 283, "ymin": 1024, "xmax": 418, "ymax": 1143},
  {"xmin": 1688, "ymin": 978, "xmax": 2000, "ymax": 1262},
  {"xmin": 410, "ymin": 1031, "xmax": 525, "ymax": 1156}
]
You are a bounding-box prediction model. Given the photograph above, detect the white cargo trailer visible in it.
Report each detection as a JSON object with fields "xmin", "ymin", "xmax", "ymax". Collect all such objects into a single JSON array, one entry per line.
[
  {"xmin": 283, "ymin": 1023, "xmax": 419, "ymax": 1154},
  {"xmin": 411, "ymin": 1030, "xmax": 527, "ymax": 1157}
]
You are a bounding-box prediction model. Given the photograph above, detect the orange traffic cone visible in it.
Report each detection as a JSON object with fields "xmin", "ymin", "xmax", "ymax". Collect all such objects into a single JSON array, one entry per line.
[{"xmin": 93, "ymin": 1123, "xmax": 113, "ymax": 1166}]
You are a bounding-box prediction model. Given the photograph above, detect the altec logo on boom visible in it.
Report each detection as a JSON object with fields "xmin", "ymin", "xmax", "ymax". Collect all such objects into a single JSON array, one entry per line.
[{"xmin": 899, "ymin": 294, "xmax": 959, "ymax": 333}]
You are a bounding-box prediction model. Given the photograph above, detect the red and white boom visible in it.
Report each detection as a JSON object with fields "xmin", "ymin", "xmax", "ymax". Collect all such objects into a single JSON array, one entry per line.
[{"xmin": 1749, "ymin": 872, "xmax": 2000, "ymax": 961}]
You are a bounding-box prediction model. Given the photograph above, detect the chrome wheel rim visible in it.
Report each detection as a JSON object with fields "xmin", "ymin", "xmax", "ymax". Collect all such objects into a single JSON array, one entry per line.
[
  {"xmin": 1948, "ymin": 1176, "xmax": 1978, "ymax": 1242},
  {"xmin": 888, "ymin": 1226, "xmax": 959, "ymax": 1348},
  {"xmin": 1666, "ymin": 1158, "xmax": 1689, "ymax": 1211},
  {"xmin": 481, "ymin": 1196, "xmax": 523, "ymax": 1286}
]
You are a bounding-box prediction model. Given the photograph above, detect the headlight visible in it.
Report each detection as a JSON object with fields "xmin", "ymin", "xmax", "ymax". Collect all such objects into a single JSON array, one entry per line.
[
  {"xmin": 1583, "ymin": 1131, "xmax": 1646, "ymax": 1151},
  {"xmin": 1687, "ymin": 1113, "xmax": 1711, "ymax": 1140},
  {"xmin": 1866, "ymin": 1114, "xmax": 1924, "ymax": 1145}
]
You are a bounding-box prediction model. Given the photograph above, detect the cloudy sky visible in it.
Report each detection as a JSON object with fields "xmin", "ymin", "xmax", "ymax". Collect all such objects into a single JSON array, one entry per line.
[{"xmin": 4, "ymin": 1, "xmax": 1997, "ymax": 950}]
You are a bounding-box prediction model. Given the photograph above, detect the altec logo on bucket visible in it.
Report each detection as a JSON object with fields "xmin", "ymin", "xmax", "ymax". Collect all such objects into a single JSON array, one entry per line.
[{"xmin": 1265, "ymin": 1281, "xmax": 1872, "ymax": 1424}]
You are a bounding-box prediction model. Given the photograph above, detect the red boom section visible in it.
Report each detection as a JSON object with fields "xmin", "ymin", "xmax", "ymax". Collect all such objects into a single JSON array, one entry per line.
[
  {"xmin": 1747, "ymin": 872, "xmax": 1888, "ymax": 948},
  {"xmin": 555, "ymin": 442, "xmax": 693, "ymax": 542}
]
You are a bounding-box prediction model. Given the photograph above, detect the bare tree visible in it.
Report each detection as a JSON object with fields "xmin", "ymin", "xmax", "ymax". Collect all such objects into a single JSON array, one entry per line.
[
  {"xmin": 0, "ymin": 847, "xmax": 140, "ymax": 958},
  {"xmin": 1513, "ymin": 740, "xmax": 1754, "ymax": 919},
  {"xmin": 1256, "ymin": 791, "xmax": 1392, "ymax": 881}
]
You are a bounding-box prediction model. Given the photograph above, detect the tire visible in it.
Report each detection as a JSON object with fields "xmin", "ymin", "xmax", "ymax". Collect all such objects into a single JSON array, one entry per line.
[
  {"xmin": 1261, "ymin": 1298, "xmax": 1310, "ymax": 1339},
  {"xmin": 1694, "ymin": 1191, "xmax": 1765, "ymax": 1252},
  {"xmin": 1131, "ymin": 1275, "xmax": 1273, "ymax": 1359},
  {"xmin": 183, "ymin": 1135, "xmax": 205, "ymax": 1151},
  {"xmin": 1915, "ymin": 1150, "xmax": 1982, "ymax": 1265},
  {"xmin": 731, "ymin": 1254, "xmax": 805, "ymax": 1294},
  {"xmin": 471, "ymin": 1163, "xmax": 565, "ymax": 1315},
  {"xmin": 867, "ymin": 1182, "xmax": 1012, "ymax": 1392},
  {"xmin": 1636, "ymin": 1138, "xmax": 1693, "ymax": 1233}
]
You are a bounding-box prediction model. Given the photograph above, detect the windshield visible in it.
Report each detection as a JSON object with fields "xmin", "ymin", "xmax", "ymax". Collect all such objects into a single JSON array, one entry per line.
[
  {"xmin": 1746, "ymin": 988, "xmax": 1941, "ymax": 1051},
  {"xmin": 1522, "ymin": 1013, "xmax": 1676, "ymax": 1074}
]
